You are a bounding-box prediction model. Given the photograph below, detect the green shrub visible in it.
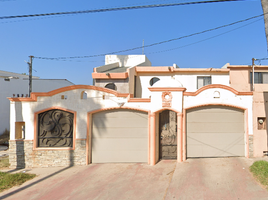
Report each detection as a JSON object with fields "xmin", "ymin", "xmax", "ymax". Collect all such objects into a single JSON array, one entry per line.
[
  {"xmin": 250, "ymin": 160, "xmax": 268, "ymax": 188},
  {"xmin": 0, "ymin": 172, "xmax": 36, "ymax": 192}
]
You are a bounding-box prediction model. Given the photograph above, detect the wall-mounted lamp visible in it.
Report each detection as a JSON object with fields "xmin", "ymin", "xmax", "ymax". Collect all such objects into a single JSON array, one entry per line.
[
  {"xmin": 106, "ymin": 73, "xmax": 110, "ymax": 76},
  {"xmin": 258, "ymin": 117, "xmax": 266, "ymax": 130}
]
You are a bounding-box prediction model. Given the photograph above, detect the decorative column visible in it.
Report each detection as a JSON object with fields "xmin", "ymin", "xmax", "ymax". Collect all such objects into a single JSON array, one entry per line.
[
  {"xmin": 177, "ymin": 113, "xmax": 183, "ymax": 162},
  {"xmin": 87, "ymin": 113, "xmax": 92, "ymax": 165},
  {"xmin": 150, "ymin": 113, "xmax": 156, "ymax": 165},
  {"xmin": 182, "ymin": 109, "xmax": 186, "ymax": 161}
]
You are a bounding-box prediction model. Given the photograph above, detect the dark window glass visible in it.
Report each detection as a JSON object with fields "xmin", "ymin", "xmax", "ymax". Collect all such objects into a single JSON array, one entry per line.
[
  {"xmin": 197, "ymin": 76, "xmax": 211, "ymax": 89},
  {"xmin": 250, "ymin": 72, "xmax": 268, "ymax": 84},
  {"xmin": 149, "ymin": 77, "xmax": 160, "ymax": 86},
  {"xmin": 105, "ymin": 83, "xmax": 117, "ymax": 90}
]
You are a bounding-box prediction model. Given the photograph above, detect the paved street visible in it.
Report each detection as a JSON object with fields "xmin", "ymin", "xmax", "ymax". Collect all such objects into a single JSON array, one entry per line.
[{"xmin": 1, "ymin": 157, "xmax": 268, "ymax": 200}]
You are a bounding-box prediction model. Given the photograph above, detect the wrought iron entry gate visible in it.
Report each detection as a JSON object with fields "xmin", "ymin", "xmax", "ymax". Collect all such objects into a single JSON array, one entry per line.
[{"xmin": 159, "ymin": 110, "xmax": 177, "ymax": 159}]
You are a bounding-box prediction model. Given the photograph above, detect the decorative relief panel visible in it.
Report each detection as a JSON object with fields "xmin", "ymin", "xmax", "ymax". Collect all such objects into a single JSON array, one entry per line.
[
  {"xmin": 162, "ymin": 91, "xmax": 172, "ymax": 107},
  {"xmin": 38, "ymin": 109, "xmax": 74, "ymax": 148}
]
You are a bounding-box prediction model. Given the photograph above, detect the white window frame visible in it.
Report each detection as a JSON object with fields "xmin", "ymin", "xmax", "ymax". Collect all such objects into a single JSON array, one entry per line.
[{"xmin": 197, "ymin": 76, "xmax": 211, "ymax": 89}]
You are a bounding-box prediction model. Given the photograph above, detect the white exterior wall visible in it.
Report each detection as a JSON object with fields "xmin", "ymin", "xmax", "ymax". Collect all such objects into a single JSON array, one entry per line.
[
  {"xmin": 175, "ymin": 74, "xmax": 229, "ymax": 92},
  {"xmin": 11, "ymin": 85, "xmax": 252, "ymax": 140},
  {"xmin": 149, "ymin": 91, "xmax": 183, "ymax": 113},
  {"xmin": 139, "ymin": 75, "xmax": 176, "ymax": 98},
  {"xmin": 10, "ymin": 87, "xmax": 252, "ymax": 137},
  {"xmin": 138, "ymin": 74, "xmax": 230, "ymax": 98},
  {"xmin": 0, "ymin": 76, "xmax": 73, "ymax": 135},
  {"xmin": 10, "ymin": 88, "xmax": 184, "ymax": 141},
  {"xmin": 9, "ymin": 83, "xmax": 253, "ymax": 163},
  {"xmin": 105, "ymin": 55, "xmax": 151, "ymax": 67},
  {"xmin": 10, "ymin": 89, "xmax": 131, "ymax": 140}
]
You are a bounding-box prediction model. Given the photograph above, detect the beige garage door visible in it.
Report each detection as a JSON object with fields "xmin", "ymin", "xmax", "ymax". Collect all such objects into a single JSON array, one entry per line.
[
  {"xmin": 92, "ymin": 109, "xmax": 148, "ymax": 163},
  {"xmin": 186, "ymin": 106, "xmax": 245, "ymax": 158}
]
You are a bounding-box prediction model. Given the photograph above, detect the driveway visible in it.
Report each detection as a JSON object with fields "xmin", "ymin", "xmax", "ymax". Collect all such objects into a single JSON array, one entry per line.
[{"xmin": 1, "ymin": 157, "xmax": 268, "ymax": 200}]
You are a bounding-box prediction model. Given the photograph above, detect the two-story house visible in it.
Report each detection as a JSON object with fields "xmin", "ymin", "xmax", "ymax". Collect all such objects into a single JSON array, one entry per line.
[{"xmin": 8, "ymin": 55, "xmax": 262, "ymax": 168}]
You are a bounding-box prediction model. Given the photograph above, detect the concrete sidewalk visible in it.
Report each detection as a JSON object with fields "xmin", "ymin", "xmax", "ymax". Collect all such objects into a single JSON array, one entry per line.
[
  {"xmin": 1, "ymin": 158, "xmax": 268, "ymax": 200},
  {"xmin": 166, "ymin": 158, "xmax": 268, "ymax": 200}
]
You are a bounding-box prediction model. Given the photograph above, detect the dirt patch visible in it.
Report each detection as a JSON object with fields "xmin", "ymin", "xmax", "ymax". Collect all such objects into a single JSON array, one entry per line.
[
  {"xmin": 0, "ymin": 129, "xmax": 9, "ymax": 146},
  {"xmin": 0, "ymin": 156, "xmax": 9, "ymax": 170}
]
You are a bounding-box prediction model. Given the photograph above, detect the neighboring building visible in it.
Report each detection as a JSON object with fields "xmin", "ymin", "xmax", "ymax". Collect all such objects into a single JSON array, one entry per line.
[
  {"xmin": 228, "ymin": 64, "xmax": 268, "ymax": 157},
  {"xmin": 8, "ymin": 55, "xmax": 260, "ymax": 168},
  {"xmin": 0, "ymin": 70, "xmax": 74, "ymax": 136}
]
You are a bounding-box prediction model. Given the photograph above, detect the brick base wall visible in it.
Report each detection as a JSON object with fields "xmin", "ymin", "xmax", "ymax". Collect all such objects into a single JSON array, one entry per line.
[
  {"xmin": 9, "ymin": 140, "xmax": 86, "ymax": 168},
  {"xmin": 249, "ymin": 135, "xmax": 253, "ymax": 157}
]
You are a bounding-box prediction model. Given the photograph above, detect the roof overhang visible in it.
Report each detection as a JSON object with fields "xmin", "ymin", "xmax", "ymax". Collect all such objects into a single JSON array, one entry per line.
[{"xmin": 92, "ymin": 72, "xmax": 128, "ymax": 79}]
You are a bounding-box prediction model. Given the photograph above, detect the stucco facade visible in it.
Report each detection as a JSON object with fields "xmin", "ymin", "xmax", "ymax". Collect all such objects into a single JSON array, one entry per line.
[
  {"xmin": 9, "ymin": 72, "xmax": 253, "ymax": 167},
  {"xmin": 11, "ymin": 56, "xmax": 268, "ymax": 168}
]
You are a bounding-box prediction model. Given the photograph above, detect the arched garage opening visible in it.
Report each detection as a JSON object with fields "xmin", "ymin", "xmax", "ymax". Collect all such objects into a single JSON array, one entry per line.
[
  {"xmin": 186, "ymin": 105, "xmax": 245, "ymax": 158},
  {"xmin": 90, "ymin": 108, "xmax": 149, "ymax": 163}
]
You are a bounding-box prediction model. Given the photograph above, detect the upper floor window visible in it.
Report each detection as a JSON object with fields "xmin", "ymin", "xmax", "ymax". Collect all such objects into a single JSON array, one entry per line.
[
  {"xmin": 105, "ymin": 83, "xmax": 117, "ymax": 90},
  {"xmin": 149, "ymin": 77, "xmax": 160, "ymax": 86},
  {"xmin": 250, "ymin": 72, "xmax": 268, "ymax": 84},
  {"xmin": 197, "ymin": 76, "xmax": 211, "ymax": 89}
]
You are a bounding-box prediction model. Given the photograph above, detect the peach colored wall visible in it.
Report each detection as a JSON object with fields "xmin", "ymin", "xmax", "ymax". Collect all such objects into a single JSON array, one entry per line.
[
  {"xmin": 155, "ymin": 113, "xmax": 159, "ymax": 163},
  {"xmin": 252, "ymin": 89, "xmax": 268, "ymax": 156},
  {"xmin": 229, "ymin": 66, "xmax": 268, "ymax": 157},
  {"xmin": 149, "ymin": 113, "xmax": 156, "ymax": 165},
  {"xmin": 229, "ymin": 69, "xmax": 251, "ymax": 92},
  {"xmin": 253, "ymin": 99, "xmax": 268, "ymax": 156}
]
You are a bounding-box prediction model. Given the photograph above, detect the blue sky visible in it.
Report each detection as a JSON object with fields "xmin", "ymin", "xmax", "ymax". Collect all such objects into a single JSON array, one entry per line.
[{"xmin": 0, "ymin": 0, "xmax": 267, "ymax": 85}]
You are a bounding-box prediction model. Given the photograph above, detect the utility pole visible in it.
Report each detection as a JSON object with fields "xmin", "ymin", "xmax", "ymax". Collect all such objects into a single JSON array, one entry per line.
[
  {"xmin": 28, "ymin": 55, "xmax": 34, "ymax": 97},
  {"xmin": 252, "ymin": 58, "xmax": 255, "ymax": 91}
]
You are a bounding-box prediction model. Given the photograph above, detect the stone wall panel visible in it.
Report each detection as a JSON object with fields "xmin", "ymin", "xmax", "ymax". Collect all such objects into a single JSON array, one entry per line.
[{"xmin": 9, "ymin": 139, "xmax": 86, "ymax": 168}]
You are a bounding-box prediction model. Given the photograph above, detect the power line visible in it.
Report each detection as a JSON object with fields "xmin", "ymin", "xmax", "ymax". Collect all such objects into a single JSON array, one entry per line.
[
  {"xmin": 0, "ymin": 0, "xmax": 243, "ymax": 20},
  {"xmin": 34, "ymin": 12, "xmax": 264, "ymax": 61},
  {"xmin": 0, "ymin": 1, "xmax": 198, "ymax": 24},
  {"xmin": 255, "ymin": 57, "xmax": 268, "ymax": 61},
  {"xmin": 146, "ymin": 18, "xmax": 262, "ymax": 55}
]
